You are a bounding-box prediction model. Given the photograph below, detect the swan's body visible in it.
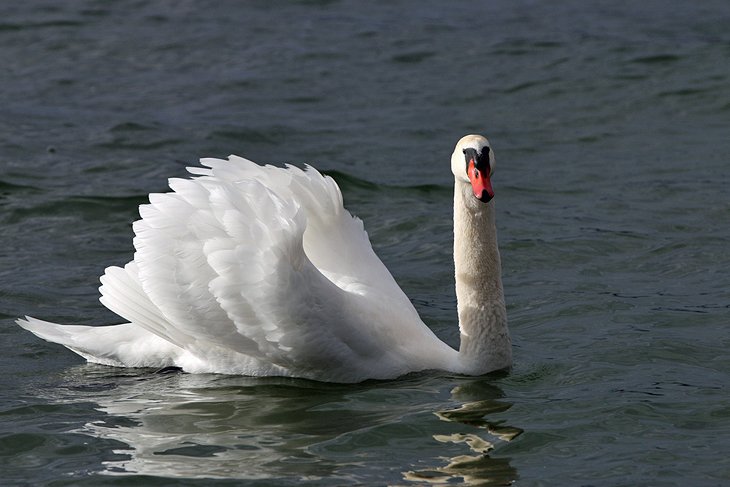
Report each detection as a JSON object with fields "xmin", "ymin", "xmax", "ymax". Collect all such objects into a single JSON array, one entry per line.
[{"xmin": 18, "ymin": 135, "xmax": 511, "ymax": 383}]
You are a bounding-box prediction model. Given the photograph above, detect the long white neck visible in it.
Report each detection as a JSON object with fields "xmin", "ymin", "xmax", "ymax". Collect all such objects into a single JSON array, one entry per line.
[{"xmin": 454, "ymin": 181, "xmax": 511, "ymax": 374}]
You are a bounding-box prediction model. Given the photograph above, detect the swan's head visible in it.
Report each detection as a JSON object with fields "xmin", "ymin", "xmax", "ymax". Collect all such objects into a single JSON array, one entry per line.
[{"xmin": 451, "ymin": 134, "xmax": 495, "ymax": 203}]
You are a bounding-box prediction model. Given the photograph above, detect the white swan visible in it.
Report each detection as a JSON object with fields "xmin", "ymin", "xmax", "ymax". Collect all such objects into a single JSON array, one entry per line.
[{"xmin": 17, "ymin": 134, "xmax": 511, "ymax": 383}]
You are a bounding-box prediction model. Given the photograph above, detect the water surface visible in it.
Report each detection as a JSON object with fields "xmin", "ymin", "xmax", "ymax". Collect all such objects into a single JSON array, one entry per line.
[{"xmin": 1, "ymin": 1, "xmax": 729, "ymax": 485}]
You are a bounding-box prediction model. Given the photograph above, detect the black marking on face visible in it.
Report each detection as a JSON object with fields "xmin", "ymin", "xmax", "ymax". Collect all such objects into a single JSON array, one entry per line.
[{"xmin": 463, "ymin": 146, "xmax": 491, "ymax": 174}]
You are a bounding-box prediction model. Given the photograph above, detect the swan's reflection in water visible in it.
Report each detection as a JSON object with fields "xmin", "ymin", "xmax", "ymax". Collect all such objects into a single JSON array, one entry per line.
[
  {"xmin": 404, "ymin": 380, "xmax": 522, "ymax": 485},
  {"xmin": 53, "ymin": 366, "xmax": 520, "ymax": 484}
]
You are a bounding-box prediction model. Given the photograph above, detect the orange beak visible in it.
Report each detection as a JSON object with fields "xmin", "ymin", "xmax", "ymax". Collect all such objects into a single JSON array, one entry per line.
[{"xmin": 467, "ymin": 159, "xmax": 494, "ymax": 202}]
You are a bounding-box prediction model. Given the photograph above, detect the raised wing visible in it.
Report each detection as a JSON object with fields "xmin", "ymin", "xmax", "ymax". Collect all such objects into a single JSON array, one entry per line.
[{"xmin": 98, "ymin": 158, "xmax": 439, "ymax": 381}]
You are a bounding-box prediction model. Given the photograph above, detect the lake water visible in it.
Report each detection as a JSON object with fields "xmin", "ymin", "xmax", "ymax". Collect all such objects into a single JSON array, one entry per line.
[{"xmin": 2, "ymin": 1, "xmax": 729, "ymax": 485}]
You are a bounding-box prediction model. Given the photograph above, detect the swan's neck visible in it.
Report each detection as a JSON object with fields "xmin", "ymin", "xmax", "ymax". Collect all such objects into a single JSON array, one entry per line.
[{"xmin": 454, "ymin": 181, "xmax": 511, "ymax": 374}]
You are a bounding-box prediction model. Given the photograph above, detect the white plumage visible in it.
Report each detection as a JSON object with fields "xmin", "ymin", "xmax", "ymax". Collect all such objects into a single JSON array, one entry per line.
[{"xmin": 18, "ymin": 135, "xmax": 511, "ymax": 383}]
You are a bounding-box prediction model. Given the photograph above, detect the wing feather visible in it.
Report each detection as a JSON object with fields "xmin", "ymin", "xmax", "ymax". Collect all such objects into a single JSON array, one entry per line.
[{"xmin": 96, "ymin": 156, "xmax": 448, "ymax": 381}]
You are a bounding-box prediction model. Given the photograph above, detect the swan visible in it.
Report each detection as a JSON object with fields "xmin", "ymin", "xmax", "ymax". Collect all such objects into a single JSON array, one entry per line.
[{"xmin": 17, "ymin": 134, "xmax": 511, "ymax": 383}]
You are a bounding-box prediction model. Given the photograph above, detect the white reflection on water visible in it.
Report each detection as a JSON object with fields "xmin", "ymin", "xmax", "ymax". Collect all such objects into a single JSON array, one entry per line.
[
  {"xmin": 403, "ymin": 382, "xmax": 522, "ymax": 485},
  {"xmin": 49, "ymin": 365, "xmax": 520, "ymax": 484}
]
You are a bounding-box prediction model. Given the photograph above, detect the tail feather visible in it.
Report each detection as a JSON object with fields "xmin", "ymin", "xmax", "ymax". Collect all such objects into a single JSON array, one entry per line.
[
  {"xmin": 17, "ymin": 316, "xmax": 180, "ymax": 368},
  {"xmin": 17, "ymin": 316, "xmax": 79, "ymax": 347}
]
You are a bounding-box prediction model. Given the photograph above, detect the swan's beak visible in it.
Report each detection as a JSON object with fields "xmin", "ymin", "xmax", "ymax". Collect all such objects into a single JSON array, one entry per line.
[{"xmin": 467, "ymin": 159, "xmax": 494, "ymax": 202}]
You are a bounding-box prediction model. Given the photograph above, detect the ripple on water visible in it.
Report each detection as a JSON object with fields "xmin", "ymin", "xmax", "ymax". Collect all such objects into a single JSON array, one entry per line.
[{"xmin": 2, "ymin": 0, "xmax": 730, "ymax": 484}]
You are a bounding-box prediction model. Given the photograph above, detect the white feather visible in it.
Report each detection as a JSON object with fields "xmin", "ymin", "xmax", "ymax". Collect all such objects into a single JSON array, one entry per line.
[{"xmin": 18, "ymin": 135, "xmax": 512, "ymax": 382}]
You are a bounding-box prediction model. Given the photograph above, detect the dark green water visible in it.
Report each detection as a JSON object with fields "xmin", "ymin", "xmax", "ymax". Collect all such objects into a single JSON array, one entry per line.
[{"xmin": 2, "ymin": 1, "xmax": 729, "ymax": 485}]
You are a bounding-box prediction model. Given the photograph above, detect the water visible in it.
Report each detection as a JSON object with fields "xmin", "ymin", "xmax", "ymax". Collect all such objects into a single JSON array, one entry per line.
[{"xmin": 1, "ymin": 0, "xmax": 729, "ymax": 484}]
